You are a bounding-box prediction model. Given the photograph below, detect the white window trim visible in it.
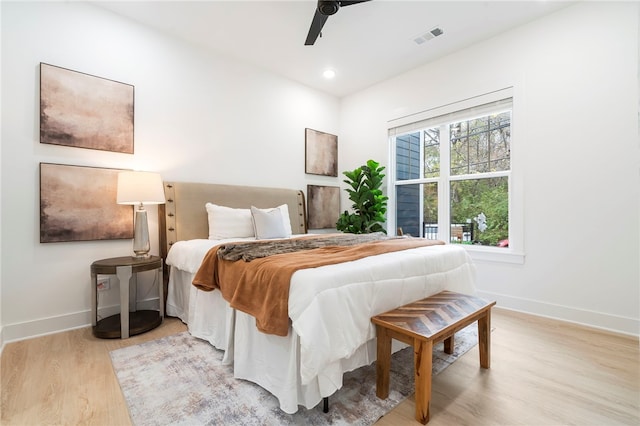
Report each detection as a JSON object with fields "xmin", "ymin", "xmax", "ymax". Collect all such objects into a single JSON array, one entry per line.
[{"xmin": 387, "ymin": 87, "xmax": 525, "ymax": 265}]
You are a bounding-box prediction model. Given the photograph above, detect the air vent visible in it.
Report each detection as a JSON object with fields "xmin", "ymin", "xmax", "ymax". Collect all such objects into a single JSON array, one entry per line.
[{"xmin": 413, "ymin": 26, "xmax": 444, "ymax": 45}]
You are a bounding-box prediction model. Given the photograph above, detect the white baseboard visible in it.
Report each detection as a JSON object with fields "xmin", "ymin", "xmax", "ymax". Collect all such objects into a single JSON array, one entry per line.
[
  {"xmin": 2, "ymin": 310, "xmax": 90, "ymax": 343},
  {"xmin": 3, "ymin": 293, "xmax": 638, "ymax": 343},
  {"xmin": 1, "ymin": 298, "xmax": 161, "ymax": 344},
  {"xmin": 477, "ymin": 290, "xmax": 640, "ymax": 337}
]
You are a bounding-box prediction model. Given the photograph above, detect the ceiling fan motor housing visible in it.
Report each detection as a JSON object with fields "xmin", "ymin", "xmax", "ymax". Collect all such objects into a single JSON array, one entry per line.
[
  {"xmin": 306, "ymin": 0, "xmax": 368, "ymax": 45},
  {"xmin": 318, "ymin": 1, "xmax": 340, "ymax": 16}
]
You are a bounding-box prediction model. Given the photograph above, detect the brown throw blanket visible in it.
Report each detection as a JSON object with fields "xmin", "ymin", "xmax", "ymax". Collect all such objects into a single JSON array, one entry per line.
[{"xmin": 192, "ymin": 236, "xmax": 445, "ymax": 336}]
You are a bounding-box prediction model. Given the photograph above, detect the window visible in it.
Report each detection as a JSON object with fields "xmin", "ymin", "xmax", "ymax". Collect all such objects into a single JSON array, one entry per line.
[{"xmin": 388, "ymin": 89, "xmax": 521, "ymax": 261}]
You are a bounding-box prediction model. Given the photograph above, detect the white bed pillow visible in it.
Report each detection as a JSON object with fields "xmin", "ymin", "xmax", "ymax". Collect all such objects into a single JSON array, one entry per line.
[
  {"xmin": 277, "ymin": 204, "xmax": 293, "ymax": 236},
  {"xmin": 205, "ymin": 203, "xmax": 255, "ymax": 240},
  {"xmin": 251, "ymin": 205, "xmax": 292, "ymax": 239}
]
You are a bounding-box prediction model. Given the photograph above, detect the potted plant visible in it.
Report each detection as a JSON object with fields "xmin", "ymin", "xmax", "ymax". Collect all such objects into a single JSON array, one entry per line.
[{"xmin": 336, "ymin": 159, "xmax": 389, "ymax": 234}]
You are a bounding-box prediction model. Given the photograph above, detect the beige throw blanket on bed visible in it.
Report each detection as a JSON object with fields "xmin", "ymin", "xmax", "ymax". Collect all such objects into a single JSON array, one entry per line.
[
  {"xmin": 217, "ymin": 232, "xmax": 391, "ymax": 262},
  {"xmin": 192, "ymin": 235, "xmax": 445, "ymax": 336}
]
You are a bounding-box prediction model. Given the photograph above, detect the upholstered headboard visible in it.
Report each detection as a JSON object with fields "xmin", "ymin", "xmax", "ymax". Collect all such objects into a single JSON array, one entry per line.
[{"xmin": 158, "ymin": 181, "xmax": 307, "ymax": 260}]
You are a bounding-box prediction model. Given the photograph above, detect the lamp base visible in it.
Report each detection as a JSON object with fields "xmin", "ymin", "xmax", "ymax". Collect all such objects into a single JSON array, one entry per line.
[
  {"xmin": 132, "ymin": 208, "xmax": 151, "ymax": 258},
  {"xmin": 131, "ymin": 253, "xmax": 151, "ymax": 260}
]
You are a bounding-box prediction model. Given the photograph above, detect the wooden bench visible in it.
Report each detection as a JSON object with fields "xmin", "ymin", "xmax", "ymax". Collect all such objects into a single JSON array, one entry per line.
[{"xmin": 371, "ymin": 290, "xmax": 496, "ymax": 424}]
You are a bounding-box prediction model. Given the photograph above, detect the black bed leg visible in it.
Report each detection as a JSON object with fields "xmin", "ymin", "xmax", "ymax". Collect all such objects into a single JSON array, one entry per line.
[{"xmin": 323, "ymin": 397, "xmax": 329, "ymax": 413}]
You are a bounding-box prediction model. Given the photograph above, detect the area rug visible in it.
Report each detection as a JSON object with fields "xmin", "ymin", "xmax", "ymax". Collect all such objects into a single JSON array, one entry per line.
[{"xmin": 110, "ymin": 325, "xmax": 478, "ymax": 426}]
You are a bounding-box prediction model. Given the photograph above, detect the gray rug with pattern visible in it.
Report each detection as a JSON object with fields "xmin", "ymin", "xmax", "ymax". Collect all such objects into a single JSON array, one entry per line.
[{"xmin": 110, "ymin": 325, "xmax": 478, "ymax": 425}]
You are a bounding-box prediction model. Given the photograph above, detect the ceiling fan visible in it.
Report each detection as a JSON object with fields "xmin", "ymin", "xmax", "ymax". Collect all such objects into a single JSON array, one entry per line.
[{"xmin": 304, "ymin": 0, "xmax": 371, "ymax": 46}]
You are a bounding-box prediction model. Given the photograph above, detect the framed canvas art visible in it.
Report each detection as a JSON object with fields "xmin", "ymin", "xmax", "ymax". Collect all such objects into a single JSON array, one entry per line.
[
  {"xmin": 40, "ymin": 63, "xmax": 134, "ymax": 153},
  {"xmin": 307, "ymin": 185, "xmax": 340, "ymax": 229},
  {"xmin": 305, "ymin": 128, "xmax": 337, "ymax": 177},
  {"xmin": 40, "ymin": 163, "xmax": 134, "ymax": 243}
]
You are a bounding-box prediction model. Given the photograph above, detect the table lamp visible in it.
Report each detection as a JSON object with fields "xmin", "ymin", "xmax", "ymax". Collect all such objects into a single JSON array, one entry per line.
[{"xmin": 117, "ymin": 171, "xmax": 165, "ymax": 258}]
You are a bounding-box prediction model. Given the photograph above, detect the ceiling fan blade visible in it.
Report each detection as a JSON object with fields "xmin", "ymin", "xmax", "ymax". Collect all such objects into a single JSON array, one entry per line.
[
  {"xmin": 305, "ymin": 9, "xmax": 328, "ymax": 46},
  {"xmin": 339, "ymin": 0, "xmax": 370, "ymax": 6}
]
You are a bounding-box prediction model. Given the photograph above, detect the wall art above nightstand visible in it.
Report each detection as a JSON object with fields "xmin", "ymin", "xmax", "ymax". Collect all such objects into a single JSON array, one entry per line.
[{"xmin": 39, "ymin": 163, "xmax": 133, "ymax": 243}]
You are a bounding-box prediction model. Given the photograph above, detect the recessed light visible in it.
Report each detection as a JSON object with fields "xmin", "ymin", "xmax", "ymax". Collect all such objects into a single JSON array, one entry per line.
[{"xmin": 323, "ymin": 69, "xmax": 336, "ymax": 79}]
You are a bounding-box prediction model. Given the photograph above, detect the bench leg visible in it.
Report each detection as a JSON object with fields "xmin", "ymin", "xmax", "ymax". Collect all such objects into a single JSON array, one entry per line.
[
  {"xmin": 375, "ymin": 325, "xmax": 391, "ymax": 399},
  {"xmin": 444, "ymin": 334, "xmax": 454, "ymax": 354},
  {"xmin": 414, "ymin": 338, "xmax": 433, "ymax": 424},
  {"xmin": 478, "ymin": 310, "xmax": 491, "ymax": 369}
]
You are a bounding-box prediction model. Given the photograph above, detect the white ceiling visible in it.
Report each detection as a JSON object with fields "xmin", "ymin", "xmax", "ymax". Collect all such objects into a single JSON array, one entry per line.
[{"xmin": 95, "ymin": 0, "xmax": 572, "ymax": 98}]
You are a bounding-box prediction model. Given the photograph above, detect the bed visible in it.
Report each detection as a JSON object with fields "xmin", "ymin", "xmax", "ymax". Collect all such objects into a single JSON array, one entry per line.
[{"xmin": 159, "ymin": 181, "xmax": 477, "ymax": 414}]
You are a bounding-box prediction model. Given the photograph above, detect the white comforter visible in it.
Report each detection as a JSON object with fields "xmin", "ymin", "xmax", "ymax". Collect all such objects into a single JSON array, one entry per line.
[{"xmin": 166, "ymin": 236, "xmax": 476, "ymax": 412}]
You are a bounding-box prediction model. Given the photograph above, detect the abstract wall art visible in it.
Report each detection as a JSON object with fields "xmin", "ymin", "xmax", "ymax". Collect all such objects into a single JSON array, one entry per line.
[
  {"xmin": 307, "ymin": 185, "xmax": 340, "ymax": 229},
  {"xmin": 40, "ymin": 63, "xmax": 134, "ymax": 153},
  {"xmin": 40, "ymin": 163, "xmax": 134, "ymax": 243},
  {"xmin": 305, "ymin": 128, "xmax": 337, "ymax": 177}
]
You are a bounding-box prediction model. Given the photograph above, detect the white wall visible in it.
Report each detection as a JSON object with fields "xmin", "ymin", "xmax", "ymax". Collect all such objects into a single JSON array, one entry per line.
[
  {"xmin": 0, "ymin": 1, "xmax": 339, "ymax": 341},
  {"xmin": 340, "ymin": 2, "xmax": 639, "ymax": 335}
]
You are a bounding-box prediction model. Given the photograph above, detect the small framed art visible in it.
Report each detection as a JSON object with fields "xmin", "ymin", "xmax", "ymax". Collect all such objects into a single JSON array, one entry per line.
[
  {"xmin": 305, "ymin": 128, "xmax": 337, "ymax": 177},
  {"xmin": 307, "ymin": 185, "xmax": 340, "ymax": 229},
  {"xmin": 40, "ymin": 63, "xmax": 134, "ymax": 154}
]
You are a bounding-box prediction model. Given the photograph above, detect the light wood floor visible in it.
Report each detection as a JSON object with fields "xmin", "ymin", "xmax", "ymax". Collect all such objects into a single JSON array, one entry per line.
[{"xmin": 1, "ymin": 309, "xmax": 638, "ymax": 425}]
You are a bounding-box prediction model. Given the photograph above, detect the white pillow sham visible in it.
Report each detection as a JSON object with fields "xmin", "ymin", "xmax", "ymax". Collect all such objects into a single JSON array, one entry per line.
[
  {"xmin": 251, "ymin": 204, "xmax": 293, "ymax": 239},
  {"xmin": 205, "ymin": 203, "xmax": 255, "ymax": 240}
]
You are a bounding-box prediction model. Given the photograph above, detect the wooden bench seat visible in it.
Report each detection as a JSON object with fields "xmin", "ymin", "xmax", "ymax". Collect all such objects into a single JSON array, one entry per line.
[{"xmin": 371, "ymin": 290, "xmax": 496, "ymax": 424}]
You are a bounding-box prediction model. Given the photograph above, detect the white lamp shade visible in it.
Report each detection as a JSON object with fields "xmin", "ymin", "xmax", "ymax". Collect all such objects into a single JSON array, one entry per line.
[{"xmin": 117, "ymin": 171, "xmax": 165, "ymax": 205}]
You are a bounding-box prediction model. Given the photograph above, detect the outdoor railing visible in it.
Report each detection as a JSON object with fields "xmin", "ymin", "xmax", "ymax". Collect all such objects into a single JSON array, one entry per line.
[{"xmin": 423, "ymin": 222, "xmax": 475, "ymax": 243}]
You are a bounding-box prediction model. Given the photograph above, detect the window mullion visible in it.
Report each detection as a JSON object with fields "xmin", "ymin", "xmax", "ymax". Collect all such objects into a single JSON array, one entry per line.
[
  {"xmin": 419, "ymin": 131, "xmax": 425, "ymax": 236},
  {"xmin": 449, "ymin": 170, "xmax": 510, "ymax": 181},
  {"xmin": 439, "ymin": 123, "xmax": 450, "ymax": 243},
  {"xmin": 388, "ymin": 136, "xmax": 397, "ymax": 234},
  {"xmin": 419, "ymin": 130, "xmax": 425, "ymax": 179}
]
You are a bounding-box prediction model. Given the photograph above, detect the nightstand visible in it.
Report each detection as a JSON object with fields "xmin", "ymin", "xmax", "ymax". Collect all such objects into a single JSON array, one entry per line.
[{"xmin": 91, "ymin": 255, "xmax": 164, "ymax": 338}]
